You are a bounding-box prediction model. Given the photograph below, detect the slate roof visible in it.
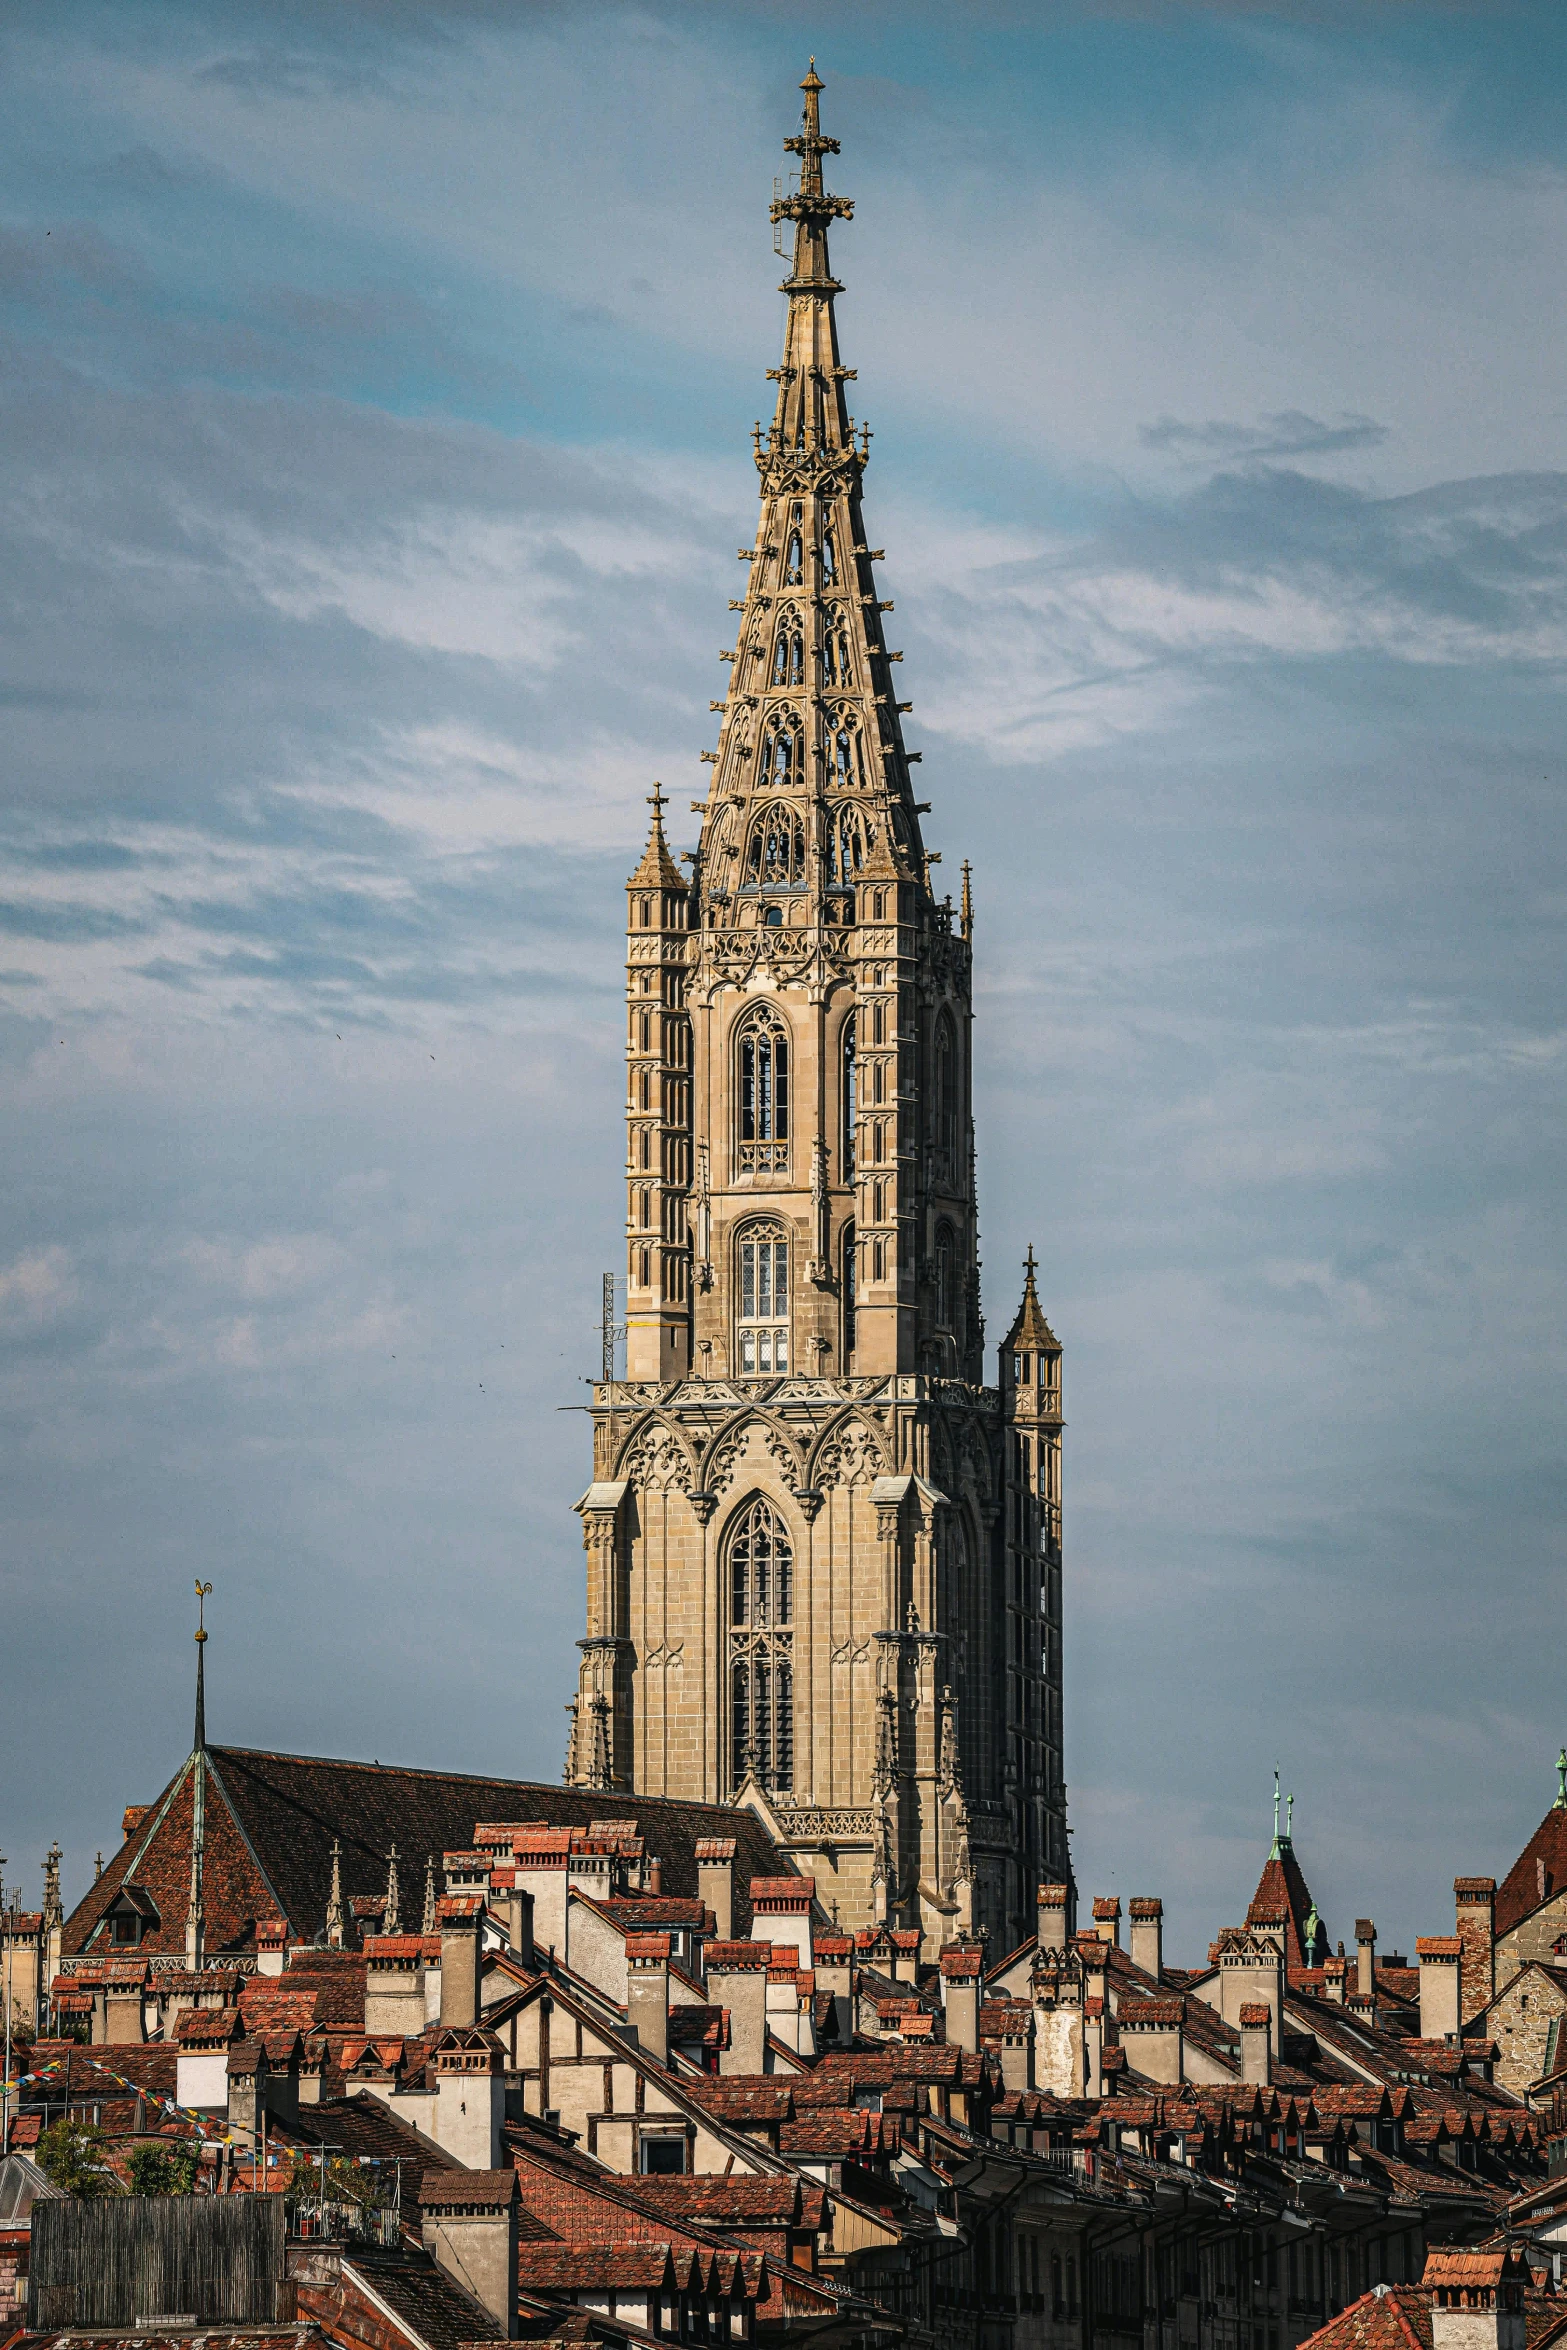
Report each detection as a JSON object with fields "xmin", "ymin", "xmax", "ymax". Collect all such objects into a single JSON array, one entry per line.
[{"xmin": 62, "ymin": 1746, "xmax": 787, "ymax": 1956}]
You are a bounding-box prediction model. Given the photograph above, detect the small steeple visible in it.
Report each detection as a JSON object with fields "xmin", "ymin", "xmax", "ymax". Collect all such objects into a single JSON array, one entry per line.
[
  {"xmin": 42, "ymin": 1842, "xmax": 63, "ymax": 1931},
  {"xmin": 421, "ymin": 1853, "xmax": 437, "ymax": 1936},
  {"xmin": 1003, "ymin": 1247, "xmax": 1060, "ymax": 1354},
  {"xmin": 960, "ymin": 860, "xmax": 973, "ymax": 943},
  {"xmin": 629, "ymin": 783, "xmax": 687, "ymax": 892},
  {"xmin": 186, "ymin": 1580, "xmax": 212, "ymax": 1968},
  {"xmin": 325, "ymin": 1838, "xmax": 345, "ymax": 1950},
  {"xmin": 383, "ymin": 1844, "xmax": 401, "ymax": 1937},
  {"xmin": 193, "ymin": 1578, "xmax": 212, "ymax": 1752}
]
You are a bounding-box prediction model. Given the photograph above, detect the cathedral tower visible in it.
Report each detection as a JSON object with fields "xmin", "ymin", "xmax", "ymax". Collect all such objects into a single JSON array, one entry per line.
[{"xmin": 568, "ymin": 67, "xmax": 1071, "ymax": 1951}]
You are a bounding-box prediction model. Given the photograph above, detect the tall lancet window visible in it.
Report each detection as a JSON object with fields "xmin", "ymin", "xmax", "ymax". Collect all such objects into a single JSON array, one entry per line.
[
  {"xmin": 746, "ymin": 807, "xmax": 805, "ymax": 889},
  {"xmin": 821, "ymin": 526, "xmax": 838, "ymax": 586},
  {"xmin": 830, "ymin": 717, "xmax": 862, "ymax": 785},
  {"xmin": 772, "ymin": 622, "xmax": 804, "ymax": 687},
  {"xmin": 828, "ymin": 806, "xmax": 873, "ymax": 886},
  {"xmin": 728, "ymin": 1496, "xmax": 793, "ymax": 1793},
  {"xmin": 934, "ymin": 1013, "xmax": 958, "ymax": 1181},
  {"xmin": 759, "ymin": 715, "xmax": 799, "ymax": 791},
  {"xmin": 736, "ymin": 1221, "xmax": 789, "ymax": 1373},
  {"xmin": 737, "ymin": 1007, "xmax": 789, "ymax": 1176},
  {"xmin": 784, "ymin": 504, "xmax": 804, "ymax": 586},
  {"xmin": 819, "ymin": 608, "xmax": 853, "ymax": 688}
]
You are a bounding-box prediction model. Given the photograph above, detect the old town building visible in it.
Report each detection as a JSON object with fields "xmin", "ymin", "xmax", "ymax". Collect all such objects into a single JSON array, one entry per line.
[{"xmin": 566, "ymin": 64, "xmax": 1067, "ymax": 1958}]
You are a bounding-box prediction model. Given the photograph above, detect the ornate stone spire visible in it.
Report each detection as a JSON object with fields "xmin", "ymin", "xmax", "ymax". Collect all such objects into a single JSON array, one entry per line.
[
  {"xmin": 186, "ymin": 1579, "xmax": 212, "ymax": 1968},
  {"xmin": 383, "ymin": 1844, "xmax": 401, "ymax": 1937},
  {"xmin": 421, "ymin": 1853, "xmax": 437, "ymax": 1936},
  {"xmin": 41, "ymin": 1843, "xmax": 62, "ymax": 1931},
  {"xmin": 325, "ymin": 1838, "xmax": 345, "ymax": 1950}
]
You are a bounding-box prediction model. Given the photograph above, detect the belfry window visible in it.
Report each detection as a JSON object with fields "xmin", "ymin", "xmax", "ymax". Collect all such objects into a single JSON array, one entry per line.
[
  {"xmin": 935, "ymin": 1014, "xmax": 958, "ymax": 1176},
  {"xmin": 784, "ymin": 504, "xmax": 804, "ymax": 587},
  {"xmin": 819, "ymin": 609, "xmax": 853, "ymax": 689},
  {"xmin": 759, "ymin": 715, "xmax": 798, "ymax": 791},
  {"xmin": 828, "ymin": 806, "xmax": 873, "ymax": 887},
  {"xmin": 728, "ymin": 1495, "xmax": 793, "ymax": 1792},
  {"xmin": 737, "ymin": 1006, "xmax": 789, "ymax": 1173},
  {"xmin": 745, "ymin": 807, "xmax": 806, "ymax": 889},
  {"xmin": 830, "ymin": 719, "xmax": 861, "ymax": 785},
  {"xmin": 821, "ymin": 527, "xmax": 838, "ymax": 585},
  {"xmin": 772, "ymin": 622, "xmax": 804, "ymax": 687},
  {"xmin": 736, "ymin": 1225, "xmax": 789, "ymax": 1374}
]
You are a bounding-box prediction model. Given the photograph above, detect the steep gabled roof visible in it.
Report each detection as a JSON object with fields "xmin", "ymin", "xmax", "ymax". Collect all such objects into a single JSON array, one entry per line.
[
  {"xmin": 63, "ymin": 1746, "xmax": 786, "ymax": 1956},
  {"xmin": 1496, "ymin": 1785, "xmax": 1567, "ymax": 1939}
]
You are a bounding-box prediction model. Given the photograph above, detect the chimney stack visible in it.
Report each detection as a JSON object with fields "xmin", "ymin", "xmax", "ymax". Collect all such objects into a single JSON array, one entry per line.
[
  {"xmin": 438, "ymin": 1895, "xmax": 483, "ymax": 2029},
  {"xmin": 697, "ymin": 1838, "xmax": 736, "ymax": 1944},
  {"xmin": 1454, "ymin": 1879, "xmax": 1496, "ymax": 2024},
  {"xmin": 1092, "ymin": 1896, "xmax": 1122, "ymax": 1948},
  {"xmin": 421, "ymin": 2170, "xmax": 520, "ymax": 2337},
  {"xmin": 1128, "ymin": 1898, "xmax": 1163, "ymax": 1980},
  {"xmin": 1417, "ymin": 1937, "xmax": 1462, "ymax": 2042},
  {"xmin": 626, "ymin": 1932, "xmax": 671, "ymax": 2068},
  {"xmin": 1425, "ymin": 2249, "xmax": 1528, "ymax": 2350},
  {"xmin": 940, "ymin": 1948, "xmax": 982, "ymax": 2053},
  {"xmin": 707, "ymin": 1940, "xmax": 768, "ymax": 2074},
  {"xmin": 1355, "ymin": 1918, "xmax": 1377, "ymax": 2000},
  {"xmin": 1037, "ymin": 1883, "xmax": 1069, "ymax": 1954},
  {"xmin": 1239, "ymin": 2002, "xmax": 1272, "ymax": 2085}
]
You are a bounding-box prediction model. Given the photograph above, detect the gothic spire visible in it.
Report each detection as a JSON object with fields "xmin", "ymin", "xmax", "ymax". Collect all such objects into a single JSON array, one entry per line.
[
  {"xmin": 768, "ymin": 60, "xmax": 856, "ymax": 456},
  {"xmin": 325, "ymin": 1838, "xmax": 345, "ymax": 1950},
  {"xmin": 383, "ymin": 1843, "xmax": 401, "ymax": 1937}
]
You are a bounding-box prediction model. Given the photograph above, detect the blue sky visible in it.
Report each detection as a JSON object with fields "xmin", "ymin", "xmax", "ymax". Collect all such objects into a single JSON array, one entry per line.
[{"xmin": 4, "ymin": 0, "xmax": 1567, "ymax": 1963}]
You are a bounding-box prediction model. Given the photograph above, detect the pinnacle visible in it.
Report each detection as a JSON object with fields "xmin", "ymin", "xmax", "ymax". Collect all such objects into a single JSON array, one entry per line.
[
  {"xmin": 1004, "ymin": 1248, "xmax": 1059, "ymax": 1353},
  {"xmin": 629, "ymin": 783, "xmax": 687, "ymax": 891}
]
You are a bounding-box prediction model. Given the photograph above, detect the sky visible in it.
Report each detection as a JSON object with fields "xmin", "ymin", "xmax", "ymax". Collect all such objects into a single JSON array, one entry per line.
[{"xmin": 3, "ymin": 0, "xmax": 1567, "ymax": 1967}]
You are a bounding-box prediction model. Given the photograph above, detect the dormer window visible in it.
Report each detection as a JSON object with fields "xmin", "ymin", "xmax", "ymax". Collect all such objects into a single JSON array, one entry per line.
[{"xmin": 103, "ymin": 1883, "xmax": 160, "ymax": 1947}]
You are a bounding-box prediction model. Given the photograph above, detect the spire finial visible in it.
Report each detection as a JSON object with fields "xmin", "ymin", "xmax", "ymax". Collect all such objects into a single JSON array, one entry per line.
[
  {"xmin": 422, "ymin": 1853, "xmax": 437, "ymax": 1936},
  {"xmin": 193, "ymin": 1579, "xmax": 212, "ymax": 1752},
  {"xmin": 1287, "ymin": 1790, "xmax": 1295, "ymax": 1840},
  {"xmin": 647, "ymin": 781, "xmax": 667, "ymax": 827},
  {"xmin": 1555, "ymin": 1748, "xmax": 1567, "ymax": 1810},
  {"xmin": 960, "ymin": 860, "xmax": 973, "ymax": 941},
  {"xmin": 325, "ymin": 1838, "xmax": 345, "ymax": 1949},
  {"xmin": 1271, "ymin": 1768, "xmax": 1281, "ymax": 1854},
  {"xmin": 383, "ymin": 1843, "xmax": 401, "ymax": 1937}
]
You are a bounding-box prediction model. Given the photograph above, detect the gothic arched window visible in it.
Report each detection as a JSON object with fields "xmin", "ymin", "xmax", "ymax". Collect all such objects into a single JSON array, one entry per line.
[
  {"xmin": 935, "ymin": 1223, "xmax": 955, "ymax": 1331},
  {"xmin": 841, "ymin": 1011, "xmax": 856, "ymax": 1178},
  {"xmin": 827, "ymin": 806, "xmax": 873, "ymax": 887},
  {"xmin": 735, "ymin": 1221, "xmax": 789, "ymax": 1374},
  {"xmin": 821, "ymin": 526, "xmax": 838, "ymax": 586},
  {"xmin": 819, "ymin": 608, "xmax": 853, "ymax": 689},
  {"xmin": 728, "ymin": 1496, "xmax": 793, "ymax": 1792},
  {"xmin": 772, "ymin": 622, "xmax": 804, "ymax": 686},
  {"xmin": 935, "ymin": 1014, "xmax": 958, "ymax": 1177},
  {"xmin": 759, "ymin": 715, "xmax": 798, "ymax": 791},
  {"xmin": 736, "ymin": 1008, "xmax": 789, "ymax": 1175},
  {"xmin": 745, "ymin": 807, "xmax": 805, "ymax": 889},
  {"xmin": 830, "ymin": 717, "xmax": 861, "ymax": 785},
  {"xmin": 784, "ymin": 504, "xmax": 804, "ymax": 587}
]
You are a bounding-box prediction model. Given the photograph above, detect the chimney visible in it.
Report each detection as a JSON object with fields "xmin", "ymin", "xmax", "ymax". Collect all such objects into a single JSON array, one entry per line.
[
  {"xmin": 1417, "ymin": 1937, "xmax": 1462, "ymax": 2042},
  {"xmin": 1217, "ymin": 1927, "xmax": 1284, "ymax": 2057},
  {"xmin": 438, "ymin": 1896, "xmax": 483, "ymax": 2029},
  {"xmin": 1037, "ymin": 1883, "xmax": 1069, "ymax": 1954},
  {"xmin": 1454, "ymin": 1879, "xmax": 1496, "ymax": 2024},
  {"xmin": 1092, "ymin": 1896, "xmax": 1121, "ymax": 1948},
  {"xmin": 697, "ymin": 1839, "xmax": 736, "ymax": 1944},
  {"xmin": 891, "ymin": 1927, "xmax": 923, "ymax": 1984},
  {"xmin": 940, "ymin": 1949, "xmax": 982, "ymax": 2053},
  {"xmin": 492, "ymin": 1871, "xmax": 534, "ymax": 1970},
  {"xmin": 998, "ymin": 2004, "xmax": 1034, "ymax": 2092},
  {"xmin": 1239, "ymin": 2002, "xmax": 1272, "ymax": 2085},
  {"xmin": 1128, "ymin": 1898, "xmax": 1163, "ymax": 1980},
  {"xmin": 1322, "ymin": 1951, "xmax": 1347, "ymax": 2004},
  {"xmin": 255, "ymin": 1918, "xmax": 288, "ymax": 1979},
  {"xmin": 1075, "ymin": 1930, "xmax": 1108, "ymax": 2015},
  {"xmin": 814, "ymin": 1935, "xmax": 854, "ymax": 2047},
  {"xmin": 707, "ymin": 1940, "xmax": 768, "ymax": 2074},
  {"xmin": 1425, "ymin": 2248, "xmax": 1528, "ymax": 2350},
  {"xmin": 626, "ymin": 1932, "xmax": 671, "ymax": 2068},
  {"xmin": 1118, "ymin": 1995, "xmax": 1184, "ymax": 2084},
  {"xmin": 364, "ymin": 1936, "xmax": 427, "ymax": 2037},
  {"xmin": 648, "ymin": 1856, "xmax": 663, "ymax": 1897},
  {"xmin": 421, "ymin": 2169, "xmax": 520, "ymax": 2337},
  {"xmin": 432, "ymin": 2027, "xmax": 506, "ymax": 2168},
  {"xmin": 1356, "ymin": 1917, "xmax": 1377, "ymax": 2000}
]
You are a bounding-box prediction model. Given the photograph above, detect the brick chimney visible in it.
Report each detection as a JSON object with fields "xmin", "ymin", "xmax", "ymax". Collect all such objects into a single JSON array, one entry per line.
[
  {"xmin": 1454, "ymin": 1879, "xmax": 1496, "ymax": 2024},
  {"xmin": 626, "ymin": 1932, "xmax": 671, "ymax": 2068},
  {"xmin": 1239, "ymin": 2002, "xmax": 1272, "ymax": 2085},
  {"xmin": 421, "ymin": 2168, "xmax": 520, "ymax": 2337},
  {"xmin": 940, "ymin": 1948, "xmax": 982, "ymax": 2053},
  {"xmin": 696, "ymin": 1838, "xmax": 736, "ymax": 1943},
  {"xmin": 707, "ymin": 1940, "xmax": 768, "ymax": 2074},
  {"xmin": 1092, "ymin": 1896, "xmax": 1122, "ymax": 1948},
  {"xmin": 1355, "ymin": 1917, "xmax": 1377, "ymax": 2000},
  {"xmin": 1417, "ymin": 1937, "xmax": 1462, "ymax": 2042},
  {"xmin": 1128, "ymin": 1898, "xmax": 1163, "ymax": 1980},
  {"xmin": 1037, "ymin": 1883, "xmax": 1069, "ymax": 1954}
]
